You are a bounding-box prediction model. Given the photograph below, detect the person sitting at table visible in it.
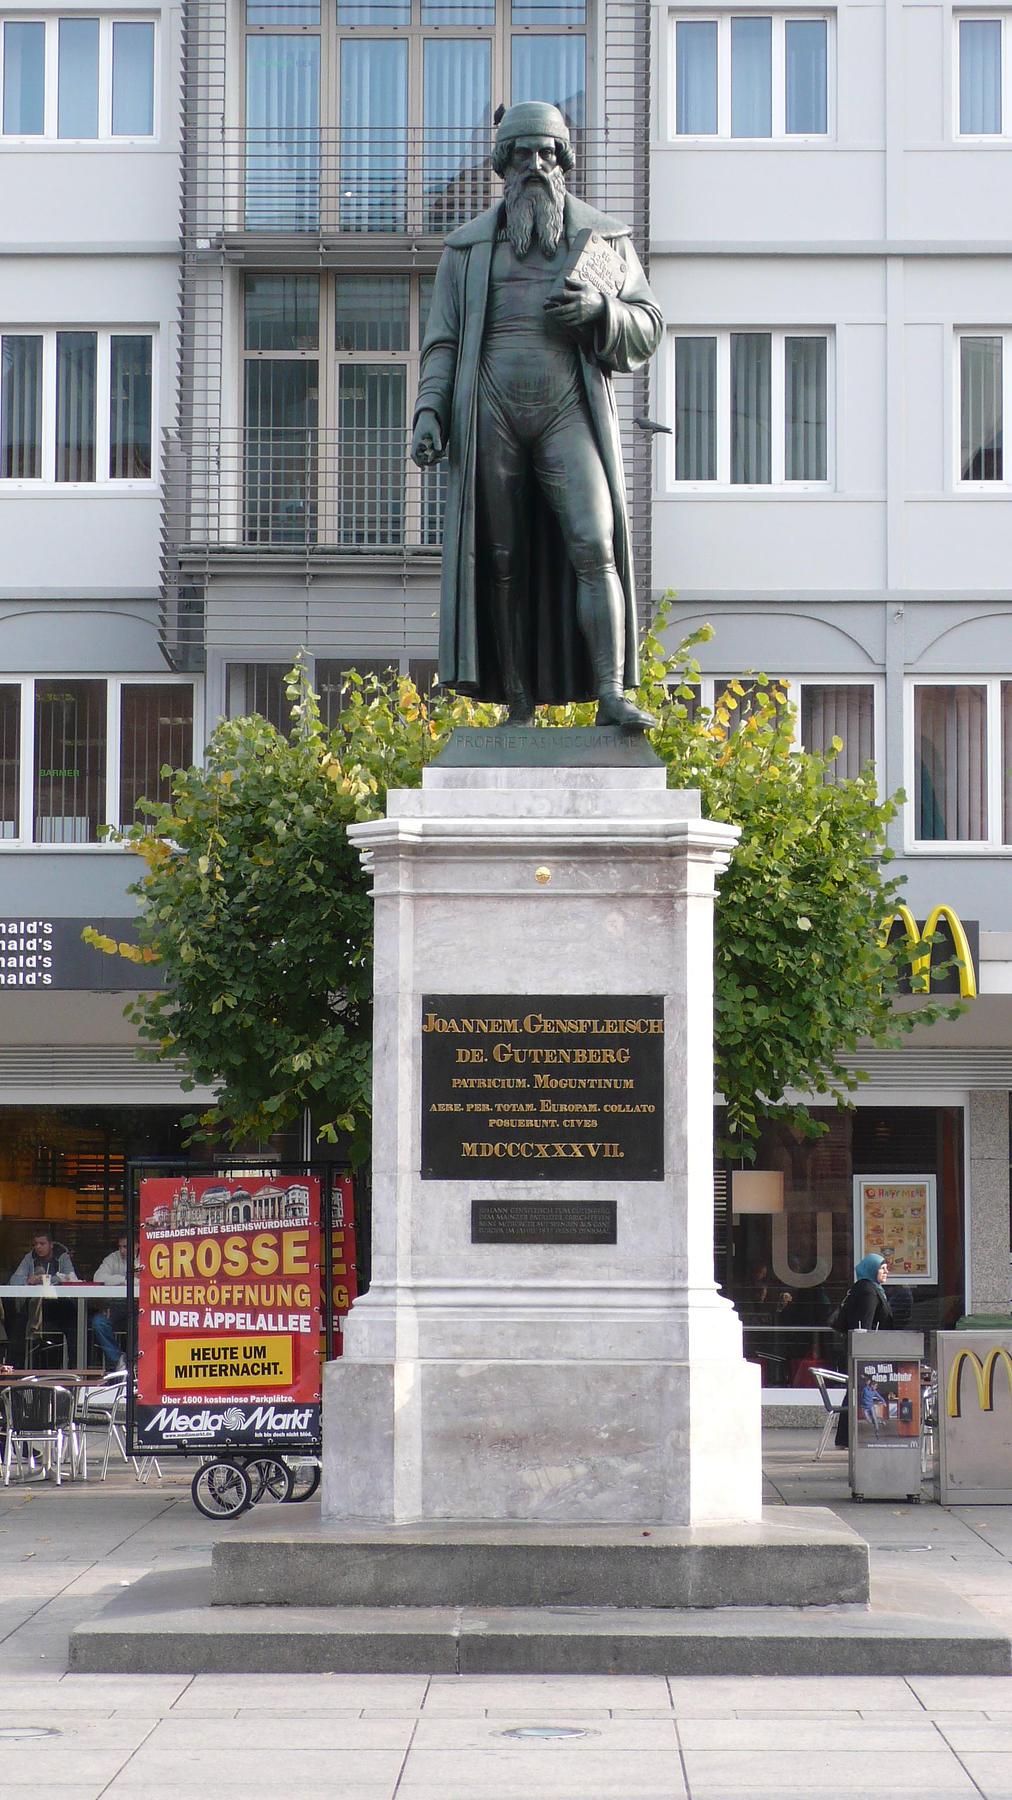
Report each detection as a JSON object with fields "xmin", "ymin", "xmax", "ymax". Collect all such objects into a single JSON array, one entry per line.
[
  {"xmin": 91, "ymin": 1235, "xmax": 131, "ymax": 1372},
  {"xmin": 4, "ymin": 1230, "xmax": 78, "ymax": 1368}
]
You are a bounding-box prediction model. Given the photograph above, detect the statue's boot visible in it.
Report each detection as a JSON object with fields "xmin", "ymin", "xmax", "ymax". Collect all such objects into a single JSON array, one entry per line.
[
  {"xmin": 578, "ymin": 571, "xmax": 658, "ymax": 733},
  {"xmin": 490, "ymin": 577, "xmax": 534, "ymax": 725}
]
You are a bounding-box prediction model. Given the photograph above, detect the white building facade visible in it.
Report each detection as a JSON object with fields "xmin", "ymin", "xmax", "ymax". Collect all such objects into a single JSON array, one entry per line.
[
  {"xmin": 651, "ymin": 0, "xmax": 1012, "ymax": 1398},
  {"xmin": 0, "ymin": 0, "xmax": 210, "ymax": 1281}
]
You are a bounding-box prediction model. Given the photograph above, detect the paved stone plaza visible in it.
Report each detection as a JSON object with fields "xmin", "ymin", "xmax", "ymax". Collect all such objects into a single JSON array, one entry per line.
[{"xmin": 2, "ymin": 1434, "xmax": 1012, "ymax": 1795}]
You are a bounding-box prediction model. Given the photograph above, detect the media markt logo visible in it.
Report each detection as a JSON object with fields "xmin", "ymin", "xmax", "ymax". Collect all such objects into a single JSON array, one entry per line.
[{"xmin": 143, "ymin": 1405, "xmax": 315, "ymax": 1439}]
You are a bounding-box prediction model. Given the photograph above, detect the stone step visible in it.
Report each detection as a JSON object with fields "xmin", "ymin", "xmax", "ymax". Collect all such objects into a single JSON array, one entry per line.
[
  {"xmin": 211, "ymin": 1508, "xmax": 870, "ymax": 1610},
  {"xmin": 69, "ymin": 1566, "xmax": 1011, "ymax": 1677}
]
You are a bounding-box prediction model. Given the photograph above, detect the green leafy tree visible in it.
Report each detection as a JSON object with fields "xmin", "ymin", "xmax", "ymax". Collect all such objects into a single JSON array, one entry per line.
[{"xmin": 86, "ymin": 618, "xmax": 959, "ymax": 1156}]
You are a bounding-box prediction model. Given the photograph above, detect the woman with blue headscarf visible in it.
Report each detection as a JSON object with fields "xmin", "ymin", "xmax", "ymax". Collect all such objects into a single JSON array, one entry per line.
[{"xmin": 834, "ymin": 1253, "xmax": 893, "ymax": 1447}]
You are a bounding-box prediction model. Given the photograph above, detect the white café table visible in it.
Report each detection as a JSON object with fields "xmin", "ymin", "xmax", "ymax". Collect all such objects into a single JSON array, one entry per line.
[{"xmin": 0, "ymin": 1285, "xmax": 128, "ymax": 1369}]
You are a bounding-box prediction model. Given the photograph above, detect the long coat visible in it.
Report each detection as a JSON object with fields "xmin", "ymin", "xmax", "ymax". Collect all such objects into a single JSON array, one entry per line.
[{"xmin": 415, "ymin": 192, "xmax": 663, "ymax": 703}]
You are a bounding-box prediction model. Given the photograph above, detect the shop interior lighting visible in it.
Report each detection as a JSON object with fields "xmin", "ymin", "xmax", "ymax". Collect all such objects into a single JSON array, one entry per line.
[{"xmin": 731, "ymin": 1170, "xmax": 785, "ymax": 1214}]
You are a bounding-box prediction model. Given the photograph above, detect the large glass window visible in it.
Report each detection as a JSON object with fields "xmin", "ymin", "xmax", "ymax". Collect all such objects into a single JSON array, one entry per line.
[
  {"xmin": 57, "ymin": 17, "xmax": 100, "ymax": 138},
  {"xmin": 33, "ymin": 679, "xmax": 106, "ymax": 844},
  {"xmin": 785, "ymin": 19, "xmax": 827, "ymax": 133},
  {"xmin": 119, "ymin": 683, "xmax": 194, "ymax": 824},
  {"xmin": 243, "ymin": 274, "xmax": 319, "ymax": 545},
  {"xmin": 674, "ymin": 676, "xmax": 878, "ymax": 781},
  {"xmin": 0, "ymin": 679, "xmax": 193, "ymax": 844},
  {"xmin": 959, "ymin": 333, "xmax": 1004, "ymax": 482},
  {"xmin": 241, "ymin": 271, "xmax": 440, "ymax": 548},
  {"xmin": 245, "ymin": 33, "xmax": 321, "ymax": 230},
  {"xmin": 340, "ymin": 38, "xmax": 408, "ymax": 232},
  {"xmin": 914, "ymin": 684, "xmax": 988, "ymax": 842},
  {"xmin": 112, "ymin": 21, "xmax": 155, "ymax": 137},
  {"xmin": 673, "ymin": 12, "xmax": 829, "ymax": 138},
  {"xmin": 801, "ymin": 684, "xmax": 874, "ymax": 782},
  {"xmin": 424, "ymin": 37, "xmax": 491, "ymax": 231},
  {"xmin": 0, "ymin": 684, "xmax": 20, "ymax": 838},
  {"xmin": 0, "ymin": 329, "xmax": 154, "ymax": 486},
  {"xmin": 0, "ymin": 1107, "xmax": 194, "ymax": 1325},
  {"xmin": 1, "ymin": 336, "xmax": 42, "ymax": 480},
  {"xmin": 675, "ymin": 335, "xmax": 717, "ymax": 481},
  {"xmin": 909, "ymin": 676, "xmax": 1012, "ymax": 849},
  {"xmin": 109, "ymin": 336, "xmax": 152, "ymax": 480},
  {"xmin": 1, "ymin": 15, "xmax": 155, "ymax": 139},
  {"xmin": 512, "ymin": 32, "xmax": 585, "ymax": 123},
  {"xmin": 55, "ymin": 332, "xmax": 97, "ymax": 484},
  {"xmin": 719, "ymin": 1105, "xmax": 966, "ymax": 1392},
  {"xmin": 673, "ymin": 329, "xmax": 831, "ymax": 486},
  {"xmin": 675, "ymin": 20, "xmax": 717, "ymax": 134},
  {"xmin": 731, "ymin": 16, "xmax": 771, "ymax": 137},
  {"xmin": 958, "ymin": 16, "xmax": 1003, "ymax": 134},
  {"xmin": 225, "ymin": 663, "xmax": 291, "ymax": 729},
  {"xmin": 242, "ymin": 0, "xmax": 585, "ymax": 233},
  {"xmin": 2, "ymin": 20, "xmax": 45, "ymax": 134},
  {"xmin": 338, "ymin": 364, "xmax": 406, "ymax": 545}
]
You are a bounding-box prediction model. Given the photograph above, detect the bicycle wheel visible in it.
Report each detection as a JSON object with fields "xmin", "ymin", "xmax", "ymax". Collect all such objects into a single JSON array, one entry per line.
[
  {"xmin": 191, "ymin": 1459, "xmax": 253, "ymax": 1520},
  {"xmin": 284, "ymin": 1458, "xmax": 321, "ymax": 1502},
  {"xmin": 245, "ymin": 1454, "xmax": 293, "ymax": 1505}
]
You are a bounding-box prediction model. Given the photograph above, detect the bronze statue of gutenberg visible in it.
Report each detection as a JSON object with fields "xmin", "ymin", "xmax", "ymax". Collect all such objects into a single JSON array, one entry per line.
[{"xmin": 411, "ymin": 100, "xmax": 663, "ymax": 731}]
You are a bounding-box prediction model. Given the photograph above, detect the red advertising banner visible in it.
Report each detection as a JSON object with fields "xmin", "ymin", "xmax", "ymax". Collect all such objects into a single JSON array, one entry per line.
[
  {"xmin": 330, "ymin": 1174, "xmax": 358, "ymax": 1357},
  {"xmin": 134, "ymin": 1175, "xmax": 322, "ymax": 1452}
]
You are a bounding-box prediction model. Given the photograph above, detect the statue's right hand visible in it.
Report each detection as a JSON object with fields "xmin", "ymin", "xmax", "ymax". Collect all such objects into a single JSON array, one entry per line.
[{"xmin": 411, "ymin": 410, "xmax": 445, "ymax": 468}]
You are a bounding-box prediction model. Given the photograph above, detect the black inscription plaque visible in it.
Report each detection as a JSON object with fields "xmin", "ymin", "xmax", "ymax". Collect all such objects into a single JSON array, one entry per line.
[
  {"xmin": 472, "ymin": 1200, "xmax": 617, "ymax": 1245},
  {"xmin": 420, "ymin": 994, "xmax": 664, "ymax": 1180}
]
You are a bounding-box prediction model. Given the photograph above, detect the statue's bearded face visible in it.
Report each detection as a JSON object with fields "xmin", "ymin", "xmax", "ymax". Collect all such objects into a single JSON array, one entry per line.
[{"xmin": 502, "ymin": 138, "xmax": 567, "ymax": 257}]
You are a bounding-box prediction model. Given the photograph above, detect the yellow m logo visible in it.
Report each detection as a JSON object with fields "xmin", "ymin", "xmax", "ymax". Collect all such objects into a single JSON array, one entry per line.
[
  {"xmin": 881, "ymin": 904, "xmax": 977, "ymax": 1000},
  {"xmin": 946, "ymin": 1347, "xmax": 1012, "ymax": 1418}
]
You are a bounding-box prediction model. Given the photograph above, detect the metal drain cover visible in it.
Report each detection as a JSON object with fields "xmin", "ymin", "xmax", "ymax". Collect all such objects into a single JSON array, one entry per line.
[
  {"xmin": 497, "ymin": 1726, "xmax": 596, "ymax": 1741},
  {"xmin": 0, "ymin": 1727, "xmax": 61, "ymax": 1740}
]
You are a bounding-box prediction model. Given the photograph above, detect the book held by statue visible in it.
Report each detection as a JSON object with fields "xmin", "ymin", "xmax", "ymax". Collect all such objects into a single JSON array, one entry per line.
[{"xmin": 546, "ymin": 229, "xmax": 626, "ymax": 305}]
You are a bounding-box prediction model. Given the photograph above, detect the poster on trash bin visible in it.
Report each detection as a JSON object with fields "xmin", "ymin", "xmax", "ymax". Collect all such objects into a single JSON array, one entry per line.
[
  {"xmin": 854, "ymin": 1356, "xmax": 922, "ymax": 1448},
  {"xmin": 133, "ymin": 1175, "xmax": 322, "ymax": 1453}
]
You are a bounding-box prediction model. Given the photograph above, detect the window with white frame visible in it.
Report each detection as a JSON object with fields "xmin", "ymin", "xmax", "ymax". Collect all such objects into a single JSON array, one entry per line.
[
  {"xmin": 0, "ymin": 15, "xmax": 155, "ymax": 139},
  {"xmin": 911, "ymin": 679, "xmax": 1012, "ymax": 846},
  {"xmin": 0, "ymin": 328, "xmax": 153, "ymax": 484},
  {"xmin": 678, "ymin": 675, "xmax": 876, "ymax": 777},
  {"xmin": 956, "ymin": 13, "xmax": 1008, "ymax": 135},
  {"xmin": 0, "ymin": 677, "xmax": 193, "ymax": 845},
  {"xmin": 957, "ymin": 330, "xmax": 1007, "ymax": 482},
  {"xmin": 671, "ymin": 11, "xmax": 830, "ymax": 138},
  {"xmin": 672, "ymin": 329, "xmax": 831, "ymax": 485}
]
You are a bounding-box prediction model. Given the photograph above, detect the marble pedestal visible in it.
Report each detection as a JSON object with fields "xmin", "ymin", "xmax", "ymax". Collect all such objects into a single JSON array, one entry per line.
[{"xmin": 322, "ymin": 753, "xmax": 762, "ymax": 1526}]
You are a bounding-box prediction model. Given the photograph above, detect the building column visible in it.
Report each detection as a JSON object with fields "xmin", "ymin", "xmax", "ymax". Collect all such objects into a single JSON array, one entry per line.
[{"xmin": 968, "ymin": 1092, "xmax": 1011, "ymax": 1315}]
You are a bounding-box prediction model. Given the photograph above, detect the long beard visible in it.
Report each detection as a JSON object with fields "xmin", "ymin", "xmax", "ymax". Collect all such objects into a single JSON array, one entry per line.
[{"xmin": 502, "ymin": 165, "xmax": 566, "ymax": 257}]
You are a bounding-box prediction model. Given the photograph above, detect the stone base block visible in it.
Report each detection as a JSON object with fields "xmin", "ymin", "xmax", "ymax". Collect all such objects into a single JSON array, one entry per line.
[
  {"xmin": 322, "ymin": 1354, "xmax": 762, "ymax": 1527},
  {"xmin": 211, "ymin": 1507, "xmax": 869, "ymax": 1609},
  {"xmin": 69, "ymin": 1566, "xmax": 1011, "ymax": 1677}
]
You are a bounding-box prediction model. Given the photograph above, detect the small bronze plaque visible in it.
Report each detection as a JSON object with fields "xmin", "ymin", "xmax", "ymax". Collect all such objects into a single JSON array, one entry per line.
[
  {"xmin": 421, "ymin": 994, "xmax": 664, "ymax": 1180},
  {"xmin": 472, "ymin": 1200, "xmax": 617, "ymax": 1245}
]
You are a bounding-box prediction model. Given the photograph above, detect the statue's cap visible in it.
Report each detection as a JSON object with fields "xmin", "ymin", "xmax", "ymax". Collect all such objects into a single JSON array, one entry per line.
[{"xmin": 492, "ymin": 101, "xmax": 574, "ymax": 172}]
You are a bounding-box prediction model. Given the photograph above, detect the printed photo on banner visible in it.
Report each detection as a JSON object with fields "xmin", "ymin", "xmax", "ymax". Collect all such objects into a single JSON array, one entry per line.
[
  {"xmin": 134, "ymin": 1175, "xmax": 322, "ymax": 1452},
  {"xmin": 854, "ymin": 1174, "xmax": 937, "ymax": 1284},
  {"xmin": 854, "ymin": 1357, "xmax": 922, "ymax": 1448}
]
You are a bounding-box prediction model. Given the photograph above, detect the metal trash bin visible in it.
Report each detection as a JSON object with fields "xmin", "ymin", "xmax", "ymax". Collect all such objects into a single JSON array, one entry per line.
[{"xmin": 848, "ymin": 1329, "xmax": 925, "ymax": 1501}]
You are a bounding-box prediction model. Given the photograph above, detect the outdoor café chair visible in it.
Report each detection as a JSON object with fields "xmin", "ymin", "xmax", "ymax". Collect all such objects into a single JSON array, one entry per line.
[
  {"xmin": 811, "ymin": 1365, "xmax": 848, "ymax": 1459},
  {"xmin": 77, "ymin": 1371, "xmax": 160, "ymax": 1484},
  {"xmin": 1, "ymin": 1381, "xmax": 82, "ymax": 1485}
]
